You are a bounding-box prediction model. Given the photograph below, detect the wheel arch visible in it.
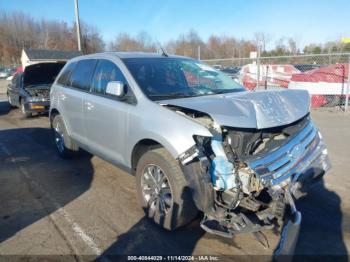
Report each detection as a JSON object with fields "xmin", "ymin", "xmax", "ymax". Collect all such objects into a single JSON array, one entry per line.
[
  {"xmin": 49, "ymin": 108, "xmax": 61, "ymax": 128},
  {"xmin": 131, "ymin": 139, "xmax": 165, "ymax": 173}
]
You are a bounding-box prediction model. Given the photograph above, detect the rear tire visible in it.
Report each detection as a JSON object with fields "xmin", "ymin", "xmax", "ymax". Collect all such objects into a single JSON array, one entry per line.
[
  {"xmin": 136, "ymin": 148, "xmax": 198, "ymax": 230},
  {"xmin": 52, "ymin": 115, "xmax": 79, "ymax": 158}
]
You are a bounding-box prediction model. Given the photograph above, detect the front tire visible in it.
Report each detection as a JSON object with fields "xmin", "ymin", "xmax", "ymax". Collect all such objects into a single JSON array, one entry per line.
[
  {"xmin": 52, "ymin": 115, "xmax": 79, "ymax": 158},
  {"xmin": 20, "ymin": 100, "xmax": 31, "ymax": 118},
  {"xmin": 7, "ymin": 94, "xmax": 15, "ymax": 108},
  {"xmin": 136, "ymin": 148, "xmax": 198, "ymax": 230}
]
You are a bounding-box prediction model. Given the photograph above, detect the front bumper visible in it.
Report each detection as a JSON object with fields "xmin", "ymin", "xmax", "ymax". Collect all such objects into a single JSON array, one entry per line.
[
  {"xmin": 199, "ymin": 120, "xmax": 330, "ymax": 256},
  {"xmin": 24, "ymin": 100, "xmax": 50, "ymax": 113},
  {"xmin": 250, "ymin": 121, "xmax": 331, "ymax": 260}
]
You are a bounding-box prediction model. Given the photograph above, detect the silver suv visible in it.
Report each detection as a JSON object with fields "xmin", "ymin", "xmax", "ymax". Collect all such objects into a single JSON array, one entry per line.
[{"xmin": 50, "ymin": 52, "xmax": 331, "ymax": 255}]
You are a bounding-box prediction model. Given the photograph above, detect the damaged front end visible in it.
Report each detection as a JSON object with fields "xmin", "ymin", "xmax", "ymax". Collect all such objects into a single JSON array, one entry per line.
[{"xmin": 174, "ymin": 107, "xmax": 331, "ymax": 255}]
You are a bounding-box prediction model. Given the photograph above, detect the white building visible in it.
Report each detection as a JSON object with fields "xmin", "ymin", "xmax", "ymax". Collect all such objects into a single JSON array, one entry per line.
[{"xmin": 21, "ymin": 49, "xmax": 82, "ymax": 69}]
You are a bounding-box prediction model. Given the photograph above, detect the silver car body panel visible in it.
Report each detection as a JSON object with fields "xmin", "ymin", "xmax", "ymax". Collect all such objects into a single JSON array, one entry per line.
[
  {"xmin": 50, "ymin": 52, "xmax": 330, "ymax": 251},
  {"xmin": 161, "ymin": 89, "xmax": 310, "ymax": 129},
  {"xmin": 58, "ymin": 86, "xmax": 87, "ymax": 145},
  {"xmin": 50, "ymin": 53, "xmax": 212, "ymax": 168}
]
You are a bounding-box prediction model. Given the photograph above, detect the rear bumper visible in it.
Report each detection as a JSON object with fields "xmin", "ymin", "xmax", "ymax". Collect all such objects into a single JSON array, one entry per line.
[{"xmin": 24, "ymin": 101, "xmax": 50, "ymax": 113}]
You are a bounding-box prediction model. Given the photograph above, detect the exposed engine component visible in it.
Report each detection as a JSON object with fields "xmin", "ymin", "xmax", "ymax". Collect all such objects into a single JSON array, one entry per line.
[
  {"xmin": 238, "ymin": 167, "xmax": 263, "ymax": 194},
  {"xmin": 163, "ymin": 105, "xmax": 214, "ymax": 128},
  {"xmin": 25, "ymin": 88, "xmax": 50, "ymax": 99},
  {"xmin": 225, "ymin": 115, "xmax": 310, "ymax": 160}
]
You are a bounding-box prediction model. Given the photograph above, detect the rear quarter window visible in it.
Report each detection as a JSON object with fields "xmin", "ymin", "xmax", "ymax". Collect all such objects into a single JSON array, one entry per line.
[{"xmin": 57, "ymin": 62, "xmax": 76, "ymax": 86}]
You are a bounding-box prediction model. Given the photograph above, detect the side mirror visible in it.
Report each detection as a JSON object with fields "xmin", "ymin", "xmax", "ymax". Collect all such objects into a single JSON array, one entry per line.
[{"xmin": 106, "ymin": 81, "xmax": 125, "ymax": 97}]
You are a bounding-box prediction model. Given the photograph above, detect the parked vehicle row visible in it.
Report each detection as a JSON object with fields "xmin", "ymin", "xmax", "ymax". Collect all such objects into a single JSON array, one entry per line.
[
  {"xmin": 220, "ymin": 66, "xmax": 241, "ymax": 81},
  {"xmin": 5, "ymin": 52, "xmax": 331, "ymax": 257},
  {"xmin": 0, "ymin": 67, "xmax": 16, "ymax": 79}
]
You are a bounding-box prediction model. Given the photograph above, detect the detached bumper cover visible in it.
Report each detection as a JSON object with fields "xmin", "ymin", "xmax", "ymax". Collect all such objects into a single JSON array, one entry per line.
[{"xmin": 274, "ymin": 211, "xmax": 302, "ymax": 257}]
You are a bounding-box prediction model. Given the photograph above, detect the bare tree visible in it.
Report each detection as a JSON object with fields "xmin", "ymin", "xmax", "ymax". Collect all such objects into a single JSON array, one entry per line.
[
  {"xmin": 254, "ymin": 32, "xmax": 271, "ymax": 53},
  {"xmin": 0, "ymin": 11, "xmax": 104, "ymax": 66},
  {"xmin": 288, "ymin": 37, "xmax": 297, "ymax": 55},
  {"xmin": 0, "ymin": 10, "xmax": 345, "ymax": 67},
  {"xmin": 108, "ymin": 31, "xmax": 157, "ymax": 52}
]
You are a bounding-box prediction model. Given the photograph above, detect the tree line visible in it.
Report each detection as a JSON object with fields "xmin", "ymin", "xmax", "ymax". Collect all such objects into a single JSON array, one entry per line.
[
  {"xmin": 1, "ymin": 11, "xmax": 349, "ymax": 66},
  {"xmin": 0, "ymin": 11, "xmax": 104, "ymax": 66}
]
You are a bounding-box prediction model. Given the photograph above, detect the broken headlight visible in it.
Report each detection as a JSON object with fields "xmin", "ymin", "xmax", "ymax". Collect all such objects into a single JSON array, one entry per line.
[
  {"xmin": 178, "ymin": 145, "xmax": 199, "ymax": 165},
  {"xmin": 179, "ymin": 136, "xmax": 212, "ymax": 165}
]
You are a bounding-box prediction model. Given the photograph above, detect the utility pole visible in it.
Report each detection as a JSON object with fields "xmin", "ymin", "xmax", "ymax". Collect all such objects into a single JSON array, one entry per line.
[
  {"xmin": 256, "ymin": 43, "xmax": 261, "ymax": 90},
  {"xmin": 341, "ymin": 37, "xmax": 350, "ymax": 112},
  {"xmin": 345, "ymin": 55, "xmax": 350, "ymax": 112},
  {"xmin": 198, "ymin": 45, "xmax": 201, "ymax": 60},
  {"xmin": 74, "ymin": 0, "xmax": 82, "ymax": 52}
]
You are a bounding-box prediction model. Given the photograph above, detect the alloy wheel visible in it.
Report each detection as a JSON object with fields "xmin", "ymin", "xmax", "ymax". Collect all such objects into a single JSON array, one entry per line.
[
  {"xmin": 141, "ymin": 164, "xmax": 173, "ymax": 215},
  {"xmin": 54, "ymin": 121, "xmax": 65, "ymax": 153}
]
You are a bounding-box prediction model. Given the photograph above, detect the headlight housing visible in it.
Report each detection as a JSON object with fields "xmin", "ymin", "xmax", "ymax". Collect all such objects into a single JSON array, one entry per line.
[{"xmin": 179, "ymin": 145, "xmax": 199, "ymax": 165}]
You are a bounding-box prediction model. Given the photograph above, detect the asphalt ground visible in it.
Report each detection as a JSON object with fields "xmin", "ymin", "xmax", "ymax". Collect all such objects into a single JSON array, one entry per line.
[{"xmin": 0, "ymin": 79, "xmax": 349, "ymax": 261}]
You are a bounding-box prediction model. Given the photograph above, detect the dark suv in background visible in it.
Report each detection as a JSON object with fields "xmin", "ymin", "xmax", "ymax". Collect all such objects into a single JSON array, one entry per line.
[{"xmin": 7, "ymin": 62, "xmax": 65, "ymax": 118}]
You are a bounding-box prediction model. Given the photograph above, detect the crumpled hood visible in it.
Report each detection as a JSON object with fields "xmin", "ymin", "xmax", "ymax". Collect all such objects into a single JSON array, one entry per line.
[{"xmin": 161, "ymin": 89, "xmax": 310, "ymax": 129}]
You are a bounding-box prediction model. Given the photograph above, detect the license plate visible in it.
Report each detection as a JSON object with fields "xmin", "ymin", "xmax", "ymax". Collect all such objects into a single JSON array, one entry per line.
[{"xmin": 31, "ymin": 105, "xmax": 45, "ymax": 109}]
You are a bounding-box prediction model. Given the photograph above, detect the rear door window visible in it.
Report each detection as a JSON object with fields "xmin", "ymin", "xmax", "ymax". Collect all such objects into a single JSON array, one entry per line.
[
  {"xmin": 91, "ymin": 59, "xmax": 127, "ymax": 95},
  {"xmin": 69, "ymin": 59, "xmax": 97, "ymax": 91}
]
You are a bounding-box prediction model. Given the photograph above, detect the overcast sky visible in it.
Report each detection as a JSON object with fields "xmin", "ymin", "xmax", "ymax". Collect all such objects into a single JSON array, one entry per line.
[{"xmin": 1, "ymin": 0, "xmax": 349, "ymax": 48}]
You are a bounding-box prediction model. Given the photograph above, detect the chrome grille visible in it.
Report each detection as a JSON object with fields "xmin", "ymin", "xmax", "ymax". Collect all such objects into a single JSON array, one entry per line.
[{"xmin": 247, "ymin": 121, "xmax": 318, "ymax": 185}]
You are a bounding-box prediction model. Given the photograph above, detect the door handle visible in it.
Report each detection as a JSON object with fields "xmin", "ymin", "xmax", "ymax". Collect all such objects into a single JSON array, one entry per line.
[
  {"xmin": 85, "ymin": 101, "xmax": 94, "ymax": 111},
  {"xmin": 60, "ymin": 93, "xmax": 67, "ymax": 101}
]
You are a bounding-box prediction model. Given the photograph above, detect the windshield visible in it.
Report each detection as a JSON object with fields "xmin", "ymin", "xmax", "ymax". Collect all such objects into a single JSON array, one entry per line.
[{"xmin": 123, "ymin": 57, "xmax": 245, "ymax": 100}]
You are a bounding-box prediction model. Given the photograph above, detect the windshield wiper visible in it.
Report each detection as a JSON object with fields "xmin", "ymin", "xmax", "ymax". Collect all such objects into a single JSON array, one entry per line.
[
  {"xmin": 148, "ymin": 92, "xmax": 193, "ymax": 100},
  {"xmin": 212, "ymin": 89, "xmax": 244, "ymax": 95}
]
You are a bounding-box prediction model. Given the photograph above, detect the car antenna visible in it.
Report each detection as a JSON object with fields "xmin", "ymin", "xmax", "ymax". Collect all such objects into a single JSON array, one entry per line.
[
  {"xmin": 160, "ymin": 46, "xmax": 168, "ymax": 57},
  {"xmin": 156, "ymin": 41, "xmax": 168, "ymax": 57}
]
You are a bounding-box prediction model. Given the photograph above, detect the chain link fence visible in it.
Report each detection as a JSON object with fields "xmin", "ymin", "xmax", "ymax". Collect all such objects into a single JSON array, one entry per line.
[{"xmin": 203, "ymin": 53, "xmax": 350, "ymax": 110}]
